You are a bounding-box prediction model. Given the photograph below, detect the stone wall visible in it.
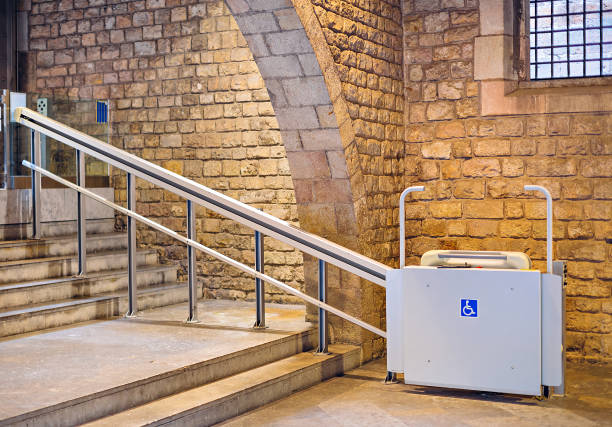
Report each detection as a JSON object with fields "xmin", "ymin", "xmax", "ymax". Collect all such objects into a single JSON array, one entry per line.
[
  {"xmin": 402, "ymin": 0, "xmax": 611, "ymax": 363},
  {"xmin": 23, "ymin": 0, "xmax": 304, "ymax": 302},
  {"xmin": 19, "ymin": 0, "xmax": 611, "ymax": 363},
  {"xmin": 303, "ymin": 0, "xmax": 405, "ymax": 359}
]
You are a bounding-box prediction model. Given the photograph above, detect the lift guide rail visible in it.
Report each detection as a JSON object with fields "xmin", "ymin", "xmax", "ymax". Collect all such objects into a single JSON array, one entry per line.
[
  {"xmin": 15, "ymin": 107, "xmax": 388, "ymax": 287},
  {"xmin": 389, "ymin": 185, "xmax": 565, "ymax": 397}
]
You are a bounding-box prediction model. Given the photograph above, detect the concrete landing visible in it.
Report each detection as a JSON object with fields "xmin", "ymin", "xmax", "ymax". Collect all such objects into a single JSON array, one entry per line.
[
  {"xmin": 220, "ymin": 358, "xmax": 612, "ymax": 427},
  {"xmin": 0, "ymin": 300, "xmax": 312, "ymax": 425}
]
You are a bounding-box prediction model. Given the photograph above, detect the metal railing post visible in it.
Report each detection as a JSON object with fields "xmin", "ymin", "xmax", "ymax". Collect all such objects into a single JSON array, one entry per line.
[
  {"xmin": 525, "ymin": 185, "xmax": 553, "ymax": 273},
  {"xmin": 126, "ymin": 172, "xmax": 137, "ymax": 316},
  {"xmin": 399, "ymin": 186, "xmax": 425, "ymax": 268},
  {"xmin": 31, "ymin": 129, "xmax": 41, "ymax": 239},
  {"xmin": 2, "ymin": 90, "xmax": 9, "ymax": 189},
  {"xmin": 254, "ymin": 230, "xmax": 265, "ymax": 328},
  {"xmin": 187, "ymin": 200, "xmax": 198, "ymax": 322},
  {"xmin": 76, "ymin": 149, "xmax": 87, "ymax": 275},
  {"xmin": 316, "ymin": 259, "xmax": 328, "ymax": 354}
]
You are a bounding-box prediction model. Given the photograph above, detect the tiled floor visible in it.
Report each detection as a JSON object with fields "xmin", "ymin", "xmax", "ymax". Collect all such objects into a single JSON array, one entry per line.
[{"xmin": 220, "ymin": 358, "xmax": 612, "ymax": 427}]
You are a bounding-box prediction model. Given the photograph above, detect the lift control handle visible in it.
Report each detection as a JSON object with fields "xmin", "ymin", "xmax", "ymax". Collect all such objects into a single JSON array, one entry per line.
[
  {"xmin": 525, "ymin": 185, "xmax": 553, "ymax": 273},
  {"xmin": 399, "ymin": 186, "xmax": 425, "ymax": 268}
]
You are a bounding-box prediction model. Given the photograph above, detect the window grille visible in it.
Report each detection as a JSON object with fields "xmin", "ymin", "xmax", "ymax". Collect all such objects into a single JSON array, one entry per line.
[{"xmin": 530, "ymin": 0, "xmax": 612, "ymax": 79}]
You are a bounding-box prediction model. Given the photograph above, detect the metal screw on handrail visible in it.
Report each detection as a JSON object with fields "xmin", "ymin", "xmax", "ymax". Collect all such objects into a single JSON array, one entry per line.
[
  {"xmin": 76, "ymin": 149, "xmax": 87, "ymax": 276},
  {"xmin": 126, "ymin": 172, "xmax": 137, "ymax": 317},
  {"xmin": 187, "ymin": 200, "xmax": 198, "ymax": 323},
  {"xmin": 315, "ymin": 259, "xmax": 328, "ymax": 354},
  {"xmin": 253, "ymin": 230, "xmax": 266, "ymax": 328},
  {"xmin": 31, "ymin": 130, "xmax": 41, "ymax": 239}
]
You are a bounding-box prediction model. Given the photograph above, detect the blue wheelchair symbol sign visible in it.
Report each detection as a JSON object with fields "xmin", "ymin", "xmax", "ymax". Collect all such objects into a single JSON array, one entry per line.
[{"xmin": 461, "ymin": 299, "xmax": 478, "ymax": 317}]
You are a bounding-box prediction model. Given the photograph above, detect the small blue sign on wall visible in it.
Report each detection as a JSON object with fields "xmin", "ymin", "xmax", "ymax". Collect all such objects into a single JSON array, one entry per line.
[
  {"xmin": 96, "ymin": 100, "xmax": 108, "ymax": 124},
  {"xmin": 461, "ymin": 299, "xmax": 478, "ymax": 317}
]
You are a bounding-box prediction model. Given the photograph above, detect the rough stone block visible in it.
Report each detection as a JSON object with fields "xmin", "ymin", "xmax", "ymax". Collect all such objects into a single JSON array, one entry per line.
[
  {"xmin": 463, "ymin": 158, "xmax": 501, "ymax": 177},
  {"xmin": 160, "ymin": 134, "xmax": 182, "ymax": 147},
  {"xmin": 424, "ymin": 12, "xmax": 450, "ymax": 32},
  {"xmin": 582, "ymin": 159, "xmax": 612, "ymax": 178},
  {"xmin": 464, "ymin": 200, "xmax": 504, "ymax": 219},
  {"xmin": 430, "ymin": 201, "xmax": 462, "ymax": 218},
  {"xmin": 454, "ymin": 180, "xmax": 485, "ymax": 199},
  {"xmin": 473, "ymin": 139, "xmax": 511, "ymax": 156},
  {"xmin": 421, "ymin": 142, "xmax": 452, "ymax": 159},
  {"xmin": 426, "ymin": 101, "xmax": 455, "ymax": 120},
  {"xmin": 526, "ymin": 159, "xmax": 578, "ymax": 177},
  {"xmin": 438, "ymin": 81, "xmax": 463, "ymax": 100}
]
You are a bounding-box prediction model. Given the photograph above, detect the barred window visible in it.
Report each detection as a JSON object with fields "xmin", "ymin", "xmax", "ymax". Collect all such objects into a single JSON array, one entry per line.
[{"xmin": 530, "ymin": 0, "xmax": 612, "ymax": 79}]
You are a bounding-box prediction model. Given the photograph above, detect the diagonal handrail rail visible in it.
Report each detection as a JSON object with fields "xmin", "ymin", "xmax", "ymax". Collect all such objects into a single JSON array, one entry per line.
[
  {"xmin": 16, "ymin": 107, "xmax": 389, "ymax": 286},
  {"xmin": 22, "ymin": 160, "xmax": 387, "ymax": 338}
]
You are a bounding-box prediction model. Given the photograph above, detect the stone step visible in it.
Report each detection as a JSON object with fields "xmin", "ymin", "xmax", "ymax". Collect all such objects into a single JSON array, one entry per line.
[
  {"xmin": 0, "ymin": 316, "xmax": 317, "ymax": 427},
  {"xmin": 0, "ymin": 249, "xmax": 159, "ymax": 284},
  {"xmin": 86, "ymin": 345, "xmax": 360, "ymax": 427},
  {"xmin": 0, "ymin": 282, "xmax": 193, "ymax": 338},
  {"xmin": 0, "ymin": 264, "xmax": 179, "ymax": 310},
  {"xmin": 0, "ymin": 218, "xmax": 116, "ymax": 240},
  {"xmin": 0, "ymin": 232, "xmax": 127, "ymax": 262}
]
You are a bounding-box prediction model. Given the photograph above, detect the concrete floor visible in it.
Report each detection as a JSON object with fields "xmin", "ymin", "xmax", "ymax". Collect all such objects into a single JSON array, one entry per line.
[
  {"xmin": 220, "ymin": 358, "xmax": 612, "ymax": 427},
  {"xmin": 0, "ymin": 300, "xmax": 310, "ymax": 420}
]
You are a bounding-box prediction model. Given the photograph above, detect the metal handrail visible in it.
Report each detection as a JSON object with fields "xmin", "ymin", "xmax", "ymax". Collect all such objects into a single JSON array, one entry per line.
[
  {"xmin": 22, "ymin": 160, "xmax": 387, "ymax": 338},
  {"xmin": 16, "ymin": 107, "xmax": 389, "ymax": 286},
  {"xmin": 16, "ymin": 106, "xmax": 391, "ymax": 350}
]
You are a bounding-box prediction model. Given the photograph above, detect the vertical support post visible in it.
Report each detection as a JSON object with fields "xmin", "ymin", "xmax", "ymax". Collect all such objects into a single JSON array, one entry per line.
[
  {"xmin": 253, "ymin": 230, "xmax": 265, "ymax": 328},
  {"xmin": 76, "ymin": 149, "xmax": 87, "ymax": 276},
  {"xmin": 524, "ymin": 185, "xmax": 553, "ymax": 272},
  {"xmin": 316, "ymin": 259, "xmax": 328, "ymax": 354},
  {"xmin": 31, "ymin": 129, "xmax": 41, "ymax": 239},
  {"xmin": 1, "ymin": 90, "xmax": 9, "ymax": 189},
  {"xmin": 399, "ymin": 186, "xmax": 425, "ymax": 268},
  {"xmin": 552, "ymin": 260, "xmax": 567, "ymax": 396},
  {"xmin": 126, "ymin": 172, "xmax": 137, "ymax": 317},
  {"xmin": 187, "ymin": 200, "xmax": 198, "ymax": 323}
]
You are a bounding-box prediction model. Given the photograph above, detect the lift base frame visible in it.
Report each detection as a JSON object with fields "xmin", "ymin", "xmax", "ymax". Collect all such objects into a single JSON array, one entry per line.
[{"xmin": 386, "ymin": 266, "xmax": 564, "ymax": 397}]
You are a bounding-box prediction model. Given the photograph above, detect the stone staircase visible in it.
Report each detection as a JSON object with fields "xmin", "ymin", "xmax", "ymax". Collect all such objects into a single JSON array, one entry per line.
[
  {"xmin": 0, "ymin": 218, "xmax": 190, "ymax": 337},
  {"xmin": 0, "ymin": 218, "xmax": 361, "ymax": 426},
  {"xmin": 0, "ymin": 299, "xmax": 359, "ymax": 427}
]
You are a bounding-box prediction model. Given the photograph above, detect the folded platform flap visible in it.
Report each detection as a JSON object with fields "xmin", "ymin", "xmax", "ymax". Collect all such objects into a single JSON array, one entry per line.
[{"xmin": 421, "ymin": 250, "xmax": 532, "ymax": 270}]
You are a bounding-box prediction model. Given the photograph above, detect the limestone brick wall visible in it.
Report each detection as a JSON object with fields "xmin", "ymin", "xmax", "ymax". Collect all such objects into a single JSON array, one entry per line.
[
  {"xmin": 302, "ymin": 0, "xmax": 405, "ymax": 359},
  {"xmin": 402, "ymin": 0, "xmax": 611, "ymax": 363},
  {"xmin": 309, "ymin": 0, "xmax": 405, "ymax": 266},
  {"xmin": 23, "ymin": 0, "xmax": 304, "ymax": 302}
]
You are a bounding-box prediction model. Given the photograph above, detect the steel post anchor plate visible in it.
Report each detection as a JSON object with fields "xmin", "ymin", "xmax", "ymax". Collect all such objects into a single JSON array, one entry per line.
[{"xmin": 384, "ymin": 371, "xmax": 399, "ymax": 384}]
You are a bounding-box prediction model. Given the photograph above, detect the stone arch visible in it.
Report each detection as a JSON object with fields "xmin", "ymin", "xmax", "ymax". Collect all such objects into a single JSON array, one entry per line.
[
  {"xmin": 226, "ymin": 0, "xmax": 360, "ymax": 246},
  {"xmin": 225, "ymin": 0, "xmax": 381, "ymax": 357}
]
